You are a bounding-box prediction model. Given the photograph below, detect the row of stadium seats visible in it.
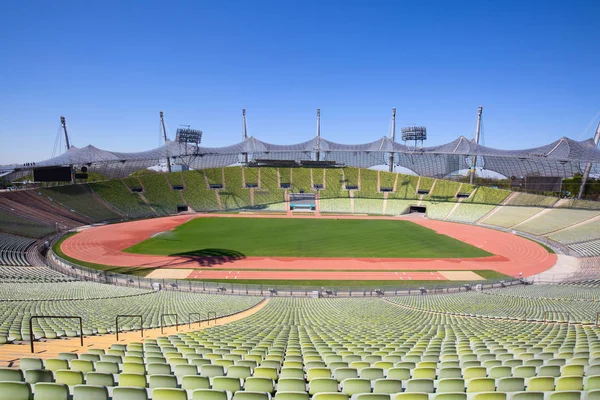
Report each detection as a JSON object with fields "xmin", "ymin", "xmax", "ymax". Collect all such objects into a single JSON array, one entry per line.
[
  {"xmin": 0, "ymin": 287, "xmax": 262, "ymax": 343},
  {"xmin": 0, "ymin": 266, "xmax": 76, "ymax": 283},
  {"xmin": 3, "ymin": 296, "xmax": 600, "ymax": 399},
  {"xmin": 0, "ymin": 233, "xmax": 36, "ymax": 266}
]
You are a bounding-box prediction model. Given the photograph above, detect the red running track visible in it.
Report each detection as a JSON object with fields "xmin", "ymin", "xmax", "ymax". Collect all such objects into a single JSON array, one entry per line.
[{"xmin": 60, "ymin": 213, "xmax": 557, "ymax": 280}]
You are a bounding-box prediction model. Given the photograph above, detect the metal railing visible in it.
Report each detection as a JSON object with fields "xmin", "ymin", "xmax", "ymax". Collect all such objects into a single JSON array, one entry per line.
[
  {"xmin": 46, "ymin": 239, "xmax": 526, "ymax": 297},
  {"xmin": 116, "ymin": 315, "xmax": 143, "ymax": 341},
  {"xmin": 30, "ymin": 315, "xmax": 83, "ymax": 353}
]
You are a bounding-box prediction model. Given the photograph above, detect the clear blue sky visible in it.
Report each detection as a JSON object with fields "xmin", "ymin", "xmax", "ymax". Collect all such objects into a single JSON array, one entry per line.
[{"xmin": 1, "ymin": 0, "xmax": 599, "ymax": 164}]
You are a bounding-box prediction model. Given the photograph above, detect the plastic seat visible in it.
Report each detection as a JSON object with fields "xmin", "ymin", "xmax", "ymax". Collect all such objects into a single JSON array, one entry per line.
[
  {"xmin": 72, "ymin": 385, "xmax": 109, "ymax": 400},
  {"xmin": 373, "ymin": 379, "xmax": 403, "ymax": 394},
  {"xmin": 563, "ymin": 365, "xmax": 585, "ymax": 376},
  {"xmin": 437, "ymin": 379, "xmax": 465, "ymax": 393},
  {"xmin": 307, "ymin": 368, "xmax": 332, "ymax": 381},
  {"xmin": 33, "ymin": 383, "xmax": 69, "ymax": 400},
  {"xmin": 0, "ymin": 368, "xmax": 24, "ymax": 381},
  {"xmin": 112, "ymin": 387, "xmax": 149, "ymax": 400},
  {"xmin": 181, "ymin": 376, "xmax": 210, "ymax": 390},
  {"xmin": 511, "ymin": 393, "xmax": 544, "ymax": 400},
  {"xmin": 386, "ymin": 368, "xmax": 410, "ymax": 380},
  {"xmin": 201, "ymin": 364, "xmax": 226, "ymax": 377},
  {"xmin": 434, "ymin": 394, "xmax": 466, "ymax": 400},
  {"xmin": 123, "ymin": 362, "xmax": 146, "ymax": 374},
  {"xmin": 191, "ymin": 389, "xmax": 229, "ymax": 400},
  {"xmin": 233, "ymin": 392, "xmax": 272, "ymax": 400},
  {"xmin": 86, "ymin": 372, "xmax": 115, "ymax": 387},
  {"xmin": 405, "ymin": 379, "xmax": 434, "ymax": 393},
  {"xmin": 55, "ymin": 370, "xmax": 84, "ymax": 385},
  {"xmin": 149, "ymin": 374, "xmax": 179, "ymax": 389},
  {"xmin": 280, "ymin": 368, "xmax": 304, "ymax": 379},
  {"xmin": 341, "ymin": 378, "xmax": 371, "ymax": 396},
  {"xmin": 334, "ymin": 368, "xmax": 359, "ymax": 383},
  {"xmin": 393, "ymin": 393, "xmax": 429, "ymax": 400},
  {"xmin": 45, "ymin": 358, "xmax": 69, "ymax": 372},
  {"xmin": 438, "ymin": 368, "xmax": 462, "ymax": 379},
  {"xmin": 360, "ymin": 368, "xmax": 385, "ymax": 381},
  {"xmin": 585, "ymin": 376, "xmax": 600, "ymax": 390},
  {"xmin": 472, "ymin": 393, "xmax": 506, "ymax": 400},
  {"xmin": 277, "ymin": 378, "xmax": 307, "ymax": 393},
  {"xmin": 152, "ymin": 388, "xmax": 188, "ymax": 400},
  {"xmin": 228, "ymin": 366, "xmax": 253, "ymax": 379},
  {"xmin": 309, "ymin": 378, "xmax": 339, "ymax": 395},
  {"xmin": 274, "ymin": 392, "xmax": 309, "ymax": 400},
  {"xmin": 148, "ymin": 363, "xmax": 172, "ymax": 375},
  {"xmin": 514, "ymin": 367, "xmax": 536, "ymax": 379},
  {"xmin": 70, "ymin": 360, "xmax": 94, "ymax": 373},
  {"xmin": 24, "ymin": 369, "xmax": 53, "ymax": 384},
  {"xmin": 0, "ymin": 382, "xmax": 31, "ymax": 400},
  {"xmin": 245, "ymin": 377, "xmax": 275, "ymax": 394},
  {"xmin": 353, "ymin": 394, "xmax": 391, "ymax": 400},
  {"xmin": 255, "ymin": 367, "xmax": 279, "ymax": 381},
  {"xmin": 496, "ymin": 377, "xmax": 524, "ymax": 392},
  {"xmin": 312, "ymin": 393, "xmax": 349, "ymax": 400},
  {"xmin": 547, "ymin": 392, "xmax": 581, "ymax": 400},
  {"xmin": 95, "ymin": 361, "xmax": 120, "ymax": 374},
  {"xmin": 466, "ymin": 378, "xmax": 495, "ymax": 393},
  {"xmin": 526, "ymin": 377, "xmax": 555, "ymax": 391},
  {"xmin": 118, "ymin": 372, "xmax": 148, "ymax": 388},
  {"xmin": 463, "ymin": 367, "xmax": 487, "ymax": 380},
  {"xmin": 556, "ymin": 376, "xmax": 583, "ymax": 391},
  {"xmin": 212, "ymin": 376, "xmax": 243, "ymax": 392},
  {"xmin": 20, "ymin": 358, "xmax": 44, "ymax": 371}
]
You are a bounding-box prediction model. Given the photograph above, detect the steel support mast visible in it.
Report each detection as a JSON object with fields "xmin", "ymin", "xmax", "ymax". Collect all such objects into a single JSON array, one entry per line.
[
  {"xmin": 160, "ymin": 111, "xmax": 171, "ymax": 173},
  {"xmin": 389, "ymin": 108, "xmax": 396, "ymax": 173},
  {"xmin": 242, "ymin": 109, "xmax": 248, "ymax": 164},
  {"xmin": 469, "ymin": 106, "xmax": 483, "ymax": 185},
  {"xmin": 577, "ymin": 121, "xmax": 600, "ymax": 199},
  {"xmin": 60, "ymin": 116, "xmax": 71, "ymax": 150},
  {"xmin": 315, "ymin": 108, "xmax": 321, "ymax": 161}
]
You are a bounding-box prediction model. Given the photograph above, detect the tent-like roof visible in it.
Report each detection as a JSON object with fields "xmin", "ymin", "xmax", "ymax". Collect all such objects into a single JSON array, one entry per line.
[{"xmin": 1, "ymin": 135, "xmax": 599, "ymax": 180}]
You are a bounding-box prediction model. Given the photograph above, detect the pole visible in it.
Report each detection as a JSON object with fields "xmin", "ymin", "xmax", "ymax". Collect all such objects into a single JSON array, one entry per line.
[
  {"xmin": 160, "ymin": 111, "xmax": 172, "ymax": 173},
  {"xmin": 242, "ymin": 109, "xmax": 248, "ymax": 164},
  {"xmin": 389, "ymin": 108, "xmax": 396, "ymax": 173},
  {"xmin": 577, "ymin": 121, "xmax": 600, "ymax": 199},
  {"xmin": 316, "ymin": 108, "xmax": 321, "ymax": 161},
  {"xmin": 469, "ymin": 106, "xmax": 483, "ymax": 185},
  {"xmin": 60, "ymin": 116, "xmax": 71, "ymax": 151}
]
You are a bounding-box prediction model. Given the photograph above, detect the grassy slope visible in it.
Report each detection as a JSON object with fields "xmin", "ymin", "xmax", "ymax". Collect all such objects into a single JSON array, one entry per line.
[{"xmin": 125, "ymin": 217, "xmax": 492, "ymax": 258}]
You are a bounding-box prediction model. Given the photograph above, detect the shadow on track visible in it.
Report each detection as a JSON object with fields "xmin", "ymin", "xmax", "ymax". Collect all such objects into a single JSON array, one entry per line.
[{"xmin": 169, "ymin": 248, "xmax": 246, "ymax": 267}]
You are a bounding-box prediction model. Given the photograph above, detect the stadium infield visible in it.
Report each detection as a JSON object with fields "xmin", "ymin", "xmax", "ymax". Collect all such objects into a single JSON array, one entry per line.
[{"xmin": 59, "ymin": 213, "xmax": 557, "ymax": 281}]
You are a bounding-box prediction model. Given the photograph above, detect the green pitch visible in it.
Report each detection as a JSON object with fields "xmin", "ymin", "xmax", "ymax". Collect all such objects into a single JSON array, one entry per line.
[{"xmin": 125, "ymin": 217, "xmax": 492, "ymax": 258}]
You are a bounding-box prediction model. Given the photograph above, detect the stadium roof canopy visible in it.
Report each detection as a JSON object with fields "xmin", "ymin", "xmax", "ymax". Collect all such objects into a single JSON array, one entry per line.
[{"xmin": 1, "ymin": 135, "xmax": 599, "ymax": 180}]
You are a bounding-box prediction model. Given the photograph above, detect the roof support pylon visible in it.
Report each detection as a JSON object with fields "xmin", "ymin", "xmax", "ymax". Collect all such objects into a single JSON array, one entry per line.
[
  {"xmin": 389, "ymin": 108, "xmax": 396, "ymax": 173},
  {"xmin": 469, "ymin": 106, "xmax": 483, "ymax": 185},
  {"xmin": 316, "ymin": 108, "xmax": 321, "ymax": 161},
  {"xmin": 160, "ymin": 111, "xmax": 172, "ymax": 173},
  {"xmin": 577, "ymin": 121, "xmax": 600, "ymax": 199},
  {"xmin": 242, "ymin": 109, "xmax": 248, "ymax": 164},
  {"xmin": 60, "ymin": 116, "xmax": 71, "ymax": 151}
]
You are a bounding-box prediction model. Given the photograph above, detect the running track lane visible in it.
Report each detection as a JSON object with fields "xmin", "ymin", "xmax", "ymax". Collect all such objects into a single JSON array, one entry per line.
[{"xmin": 60, "ymin": 214, "xmax": 557, "ymax": 279}]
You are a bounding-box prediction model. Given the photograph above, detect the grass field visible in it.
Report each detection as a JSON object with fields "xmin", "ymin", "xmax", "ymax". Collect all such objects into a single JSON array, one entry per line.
[{"xmin": 125, "ymin": 217, "xmax": 492, "ymax": 258}]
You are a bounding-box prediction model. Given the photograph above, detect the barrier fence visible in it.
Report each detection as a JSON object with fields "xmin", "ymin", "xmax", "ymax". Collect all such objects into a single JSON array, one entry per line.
[{"xmin": 45, "ymin": 238, "xmax": 526, "ymax": 297}]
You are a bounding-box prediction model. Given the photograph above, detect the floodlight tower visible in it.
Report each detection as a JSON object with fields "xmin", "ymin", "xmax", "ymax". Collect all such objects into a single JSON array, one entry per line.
[
  {"xmin": 60, "ymin": 116, "xmax": 71, "ymax": 151},
  {"xmin": 469, "ymin": 106, "xmax": 483, "ymax": 185},
  {"xmin": 389, "ymin": 108, "xmax": 396, "ymax": 173},
  {"xmin": 315, "ymin": 108, "xmax": 321, "ymax": 161},
  {"xmin": 160, "ymin": 111, "xmax": 172, "ymax": 173},
  {"xmin": 242, "ymin": 109, "xmax": 248, "ymax": 164},
  {"xmin": 577, "ymin": 121, "xmax": 600, "ymax": 199}
]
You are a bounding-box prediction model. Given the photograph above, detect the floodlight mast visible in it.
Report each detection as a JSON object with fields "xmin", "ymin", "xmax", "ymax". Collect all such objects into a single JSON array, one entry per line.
[
  {"xmin": 389, "ymin": 108, "xmax": 396, "ymax": 173},
  {"xmin": 160, "ymin": 111, "xmax": 171, "ymax": 173},
  {"xmin": 577, "ymin": 121, "xmax": 600, "ymax": 199},
  {"xmin": 60, "ymin": 116, "xmax": 71, "ymax": 151},
  {"xmin": 316, "ymin": 108, "xmax": 321, "ymax": 161},
  {"xmin": 242, "ymin": 109, "xmax": 248, "ymax": 164},
  {"xmin": 469, "ymin": 106, "xmax": 483, "ymax": 185}
]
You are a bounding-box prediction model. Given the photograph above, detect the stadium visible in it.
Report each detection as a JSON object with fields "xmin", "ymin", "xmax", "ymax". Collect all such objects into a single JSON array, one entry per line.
[{"xmin": 0, "ymin": 107, "xmax": 600, "ymax": 400}]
